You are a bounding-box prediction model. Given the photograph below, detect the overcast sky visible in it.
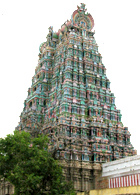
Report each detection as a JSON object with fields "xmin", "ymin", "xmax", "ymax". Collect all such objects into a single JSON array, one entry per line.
[{"xmin": 0, "ymin": 0, "xmax": 140, "ymax": 154}]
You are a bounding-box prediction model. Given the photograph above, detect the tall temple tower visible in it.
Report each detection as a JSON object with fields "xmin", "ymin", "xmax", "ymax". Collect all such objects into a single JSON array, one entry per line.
[{"xmin": 16, "ymin": 3, "xmax": 136, "ymax": 192}]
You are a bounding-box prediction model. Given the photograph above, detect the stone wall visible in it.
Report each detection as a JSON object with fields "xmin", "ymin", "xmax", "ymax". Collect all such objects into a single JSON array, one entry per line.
[
  {"xmin": 60, "ymin": 160, "xmax": 102, "ymax": 192},
  {"xmin": 96, "ymin": 176, "xmax": 109, "ymax": 189}
]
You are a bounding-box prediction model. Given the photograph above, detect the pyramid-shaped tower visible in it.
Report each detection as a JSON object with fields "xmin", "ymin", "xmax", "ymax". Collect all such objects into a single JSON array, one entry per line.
[{"xmin": 16, "ymin": 3, "xmax": 136, "ymax": 191}]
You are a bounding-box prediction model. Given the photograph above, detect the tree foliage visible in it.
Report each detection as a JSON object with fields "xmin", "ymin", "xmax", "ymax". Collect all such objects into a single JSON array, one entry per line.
[{"xmin": 0, "ymin": 131, "xmax": 76, "ymax": 195}]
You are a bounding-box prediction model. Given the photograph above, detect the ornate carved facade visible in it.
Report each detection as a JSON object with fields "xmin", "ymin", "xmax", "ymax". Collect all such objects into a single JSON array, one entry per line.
[
  {"xmin": 16, "ymin": 3, "xmax": 136, "ymax": 192},
  {"xmin": 0, "ymin": 180, "xmax": 14, "ymax": 195}
]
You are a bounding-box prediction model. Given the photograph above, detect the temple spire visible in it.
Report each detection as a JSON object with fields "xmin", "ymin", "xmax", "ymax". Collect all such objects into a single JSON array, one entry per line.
[{"xmin": 16, "ymin": 3, "xmax": 136, "ymax": 192}]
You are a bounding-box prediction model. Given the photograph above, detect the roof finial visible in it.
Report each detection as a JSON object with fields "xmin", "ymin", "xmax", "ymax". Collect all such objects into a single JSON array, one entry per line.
[{"xmin": 77, "ymin": 3, "xmax": 87, "ymax": 12}]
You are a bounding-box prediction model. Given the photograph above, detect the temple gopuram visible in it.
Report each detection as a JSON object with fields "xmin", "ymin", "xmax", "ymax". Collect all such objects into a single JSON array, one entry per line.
[{"xmin": 16, "ymin": 3, "xmax": 136, "ymax": 192}]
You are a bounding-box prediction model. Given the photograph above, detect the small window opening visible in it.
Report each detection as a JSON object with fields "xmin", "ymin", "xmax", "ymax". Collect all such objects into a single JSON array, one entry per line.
[
  {"xmin": 33, "ymin": 87, "xmax": 36, "ymax": 92},
  {"xmin": 43, "ymin": 100, "xmax": 46, "ymax": 106},
  {"xmin": 29, "ymin": 101, "xmax": 32, "ymax": 108}
]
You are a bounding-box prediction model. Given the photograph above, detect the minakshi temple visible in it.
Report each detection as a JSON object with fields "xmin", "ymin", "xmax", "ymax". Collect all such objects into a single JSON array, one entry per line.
[{"xmin": 13, "ymin": 3, "xmax": 137, "ymax": 193}]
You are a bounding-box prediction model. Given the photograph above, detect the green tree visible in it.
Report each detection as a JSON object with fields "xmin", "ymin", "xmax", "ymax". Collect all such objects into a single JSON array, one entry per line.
[{"xmin": 0, "ymin": 131, "xmax": 76, "ymax": 195}]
